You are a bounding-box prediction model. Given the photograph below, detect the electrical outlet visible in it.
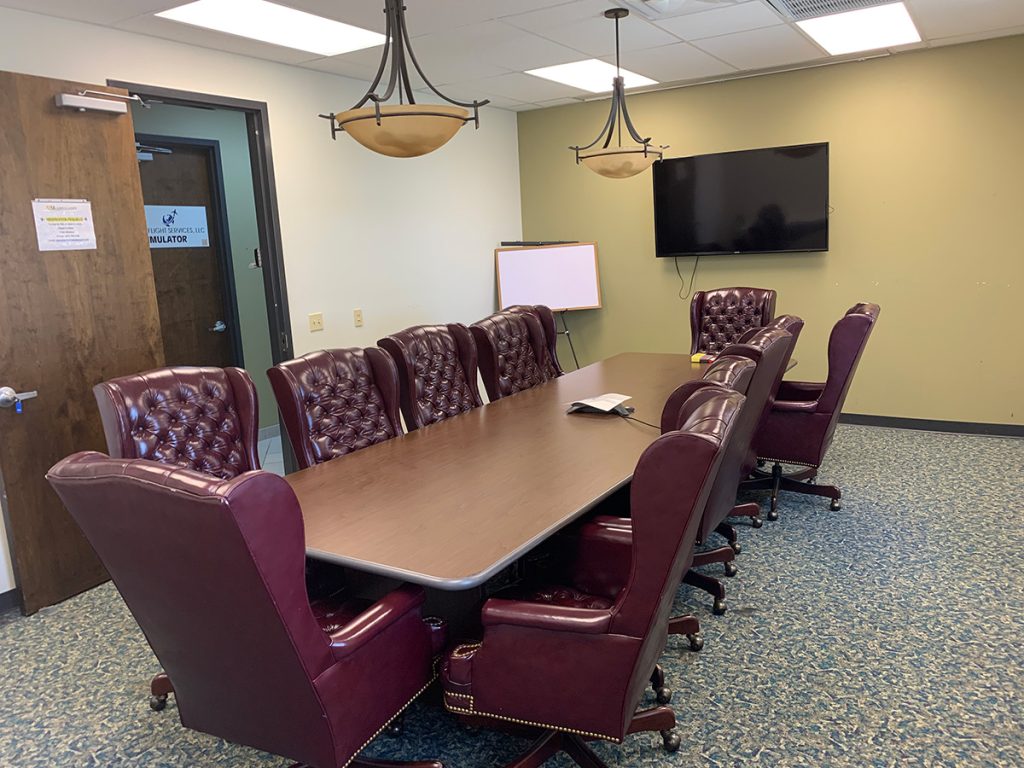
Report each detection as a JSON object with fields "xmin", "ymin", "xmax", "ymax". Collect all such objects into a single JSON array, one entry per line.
[
  {"xmin": 308, "ymin": 312, "xmax": 324, "ymax": 332},
  {"xmin": 353, "ymin": 308, "xmax": 364, "ymax": 328}
]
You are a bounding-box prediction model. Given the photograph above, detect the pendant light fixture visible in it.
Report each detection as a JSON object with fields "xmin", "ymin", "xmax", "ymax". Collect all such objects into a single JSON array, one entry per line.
[
  {"xmin": 571, "ymin": 8, "xmax": 665, "ymax": 179},
  {"xmin": 319, "ymin": 0, "xmax": 488, "ymax": 158}
]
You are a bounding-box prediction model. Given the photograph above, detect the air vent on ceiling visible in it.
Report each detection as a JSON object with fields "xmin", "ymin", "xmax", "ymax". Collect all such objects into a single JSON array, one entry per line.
[{"xmin": 764, "ymin": 0, "xmax": 894, "ymax": 22}]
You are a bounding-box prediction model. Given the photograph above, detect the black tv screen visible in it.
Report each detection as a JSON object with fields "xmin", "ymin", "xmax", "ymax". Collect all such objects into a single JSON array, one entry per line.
[{"xmin": 653, "ymin": 143, "xmax": 829, "ymax": 257}]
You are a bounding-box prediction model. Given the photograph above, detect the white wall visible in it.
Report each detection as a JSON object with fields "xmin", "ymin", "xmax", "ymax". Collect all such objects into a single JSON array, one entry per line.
[{"xmin": 0, "ymin": 6, "xmax": 523, "ymax": 593}]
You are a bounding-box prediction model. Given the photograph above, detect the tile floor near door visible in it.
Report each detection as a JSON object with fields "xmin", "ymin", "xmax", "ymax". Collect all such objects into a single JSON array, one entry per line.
[
  {"xmin": 1, "ymin": 425, "xmax": 1022, "ymax": 767},
  {"xmin": 258, "ymin": 431, "xmax": 285, "ymax": 475}
]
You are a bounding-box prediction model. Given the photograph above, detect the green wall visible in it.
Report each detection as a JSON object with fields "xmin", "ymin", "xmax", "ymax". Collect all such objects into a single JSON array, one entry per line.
[
  {"xmin": 132, "ymin": 103, "xmax": 276, "ymax": 429},
  {"xmin": 517, "ymin": 36, "xmax": 1024, "ymax": 426}
]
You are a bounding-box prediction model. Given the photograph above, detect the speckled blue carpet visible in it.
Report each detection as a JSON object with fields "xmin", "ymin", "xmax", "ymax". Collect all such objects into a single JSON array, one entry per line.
[{"xmin": 2, "ymin": 425, "xmax": 1022, "ymax": 767}]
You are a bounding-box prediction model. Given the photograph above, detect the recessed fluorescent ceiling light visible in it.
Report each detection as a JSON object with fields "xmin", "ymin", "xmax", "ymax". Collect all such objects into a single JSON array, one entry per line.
[
  {"xmin": 797, "ymin": 2, "xmax": 921, "ymax": 56},
  {"xmin": 526, "ymin": 60, "xmax": 657, "ymax": 93},
  {"xmin": 156, "ymin": 0, "xmax": 385, "ymax": 57}
]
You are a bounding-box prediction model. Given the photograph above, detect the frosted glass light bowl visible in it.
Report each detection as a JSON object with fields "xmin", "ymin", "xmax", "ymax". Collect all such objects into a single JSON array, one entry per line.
[
  {"xmin": 334, "ymin": 104, "xmax": 471, "ymax": 158},
  {"xmin": 579, "ymin": 146, "xmax": 662, "ymax": 179}
]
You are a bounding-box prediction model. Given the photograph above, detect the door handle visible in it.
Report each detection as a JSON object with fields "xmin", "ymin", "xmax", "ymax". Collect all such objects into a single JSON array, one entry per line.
[
  {"xmin": 0, "ymin": 386, "xmax": 38, "ymax": 413},
  {"xmin": 209, "ymin": 320, "xmax": 227, "ymax": 333}
]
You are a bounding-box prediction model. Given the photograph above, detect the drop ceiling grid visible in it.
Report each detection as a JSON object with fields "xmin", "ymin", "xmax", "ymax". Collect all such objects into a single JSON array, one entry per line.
[{"xmin": 0, "ymin": 0, "xmax": 1021, "ymax": 109}]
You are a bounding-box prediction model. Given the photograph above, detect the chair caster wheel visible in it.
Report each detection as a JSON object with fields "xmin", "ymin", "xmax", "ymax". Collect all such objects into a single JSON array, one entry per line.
[
  {"xmin": 713, "ymin": 598, "xmax": 726, "ymax": 616},
  {"xmin": 655, "ymin": 687, "xmax": 672, "ymax": 705},
  {"xmin": 660, "ymin": 729, "xmax": 681, "ymax": 753},
  {"xmin": 751, "ymin": 516, "xmax": 763, "ymax": 529},
  {"xmin": 149, "ymin": 694, "xmax": 167, "ymax": 712},
  {"xmin": 766, "ymin": 508, "xmax": 779, "ymax": 522},
  {"xmin": 724, "ymin": 561, "xmax": 738, "ymax": 578},
  {"xmin": 687, "ymin": 633, "xmax": 704, "ymax": 652},
  {"xmin": 830, "ymin": 499, "xmax": 842, "ymax": 511},
  {"xmin": 730, "ymin": 541, "xmax": 741, "ymax": 555}
]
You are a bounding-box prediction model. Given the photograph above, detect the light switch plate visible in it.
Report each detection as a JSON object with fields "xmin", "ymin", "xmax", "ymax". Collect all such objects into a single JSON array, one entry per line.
[
  {"xmin": 308, "ymin": 312, "xmax": 324, "ymax": 332},
  {"xmin": 353, "ymin": 308, "xmax": 364, "ymax": 328}
]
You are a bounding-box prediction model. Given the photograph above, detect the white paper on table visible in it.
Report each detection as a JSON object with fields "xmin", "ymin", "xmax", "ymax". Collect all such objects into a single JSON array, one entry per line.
[
  {"xmin": 32, "ymin": 199, "xmax": 97, "ymax": 252},
  {"xmin": 567, "ymin": 393, "xmax": 632, "ymax": 414}
]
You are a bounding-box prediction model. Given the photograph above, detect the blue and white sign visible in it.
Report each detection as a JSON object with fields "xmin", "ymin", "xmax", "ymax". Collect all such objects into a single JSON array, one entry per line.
[{"xmin": 144, "ymin": 205, "xmax": 210, "ymax": 249}]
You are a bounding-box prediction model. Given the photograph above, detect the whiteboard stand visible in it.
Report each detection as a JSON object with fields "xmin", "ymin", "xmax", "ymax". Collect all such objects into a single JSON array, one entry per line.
[
  {"xmin": 558, "ymin": 311, "xmax": 580, "ymax": 370},
  {"xmin": 495, "ymin": 242, "xmax": 601, "ymax": 371}
]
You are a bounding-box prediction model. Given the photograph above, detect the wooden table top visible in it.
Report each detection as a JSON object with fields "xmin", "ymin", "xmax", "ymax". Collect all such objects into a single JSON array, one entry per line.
[{"xmin": 287, "ymin": 352, "xmax": 709, "ymax": 590}]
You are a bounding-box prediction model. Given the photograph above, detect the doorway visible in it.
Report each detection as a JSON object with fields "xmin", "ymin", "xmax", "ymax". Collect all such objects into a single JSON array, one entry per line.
[
  {"xmin": 124, "ymin": 89, "xmax": 294, "ymax": 476},
  {"xmin": 136, "ymin": 134, "xmax": 242, "ymax": 369}
]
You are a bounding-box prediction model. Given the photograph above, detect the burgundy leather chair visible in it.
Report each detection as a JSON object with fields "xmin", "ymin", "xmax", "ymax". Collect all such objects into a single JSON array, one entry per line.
[
  {"xmin": 744, "ymin": 303, "xmax": 880, "ymax": 519},
  {"xmin": 93, "ymin": 366, "xmax": 260, "ymax": 478},
  {"xmin": 689, "ymin": 287, "xmax": 777, "ymax": 354},
  {"xmin": 504, "ymin": 304, "xmax": 564, "ymax": 377},
  {"xmin": 580, "ymin": 329, "xmax": 795, "ymax": 630},
  {"xmin": 721, "ymin": 314, "xmax": 805, "ymax": 492},
  {"xmin": 378, "ymin": 324, "xmax": 482, "ymax": 430},
  {"xmin": 470, "ymin": 311, "xmax": 553, "ymax": 401},
  {"xmin": 441, "ymin": 389, "xmax": 744, "ymax": 768},
  {"xmin": 46, "ymin": 452, "xmax": 445, "ymax": 768},
  {"xmin": 268, "ymin": 348, "xmax": 402, "ymax": 470}
]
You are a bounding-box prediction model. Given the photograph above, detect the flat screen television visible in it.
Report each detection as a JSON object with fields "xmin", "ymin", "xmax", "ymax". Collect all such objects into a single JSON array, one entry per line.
[{"xmin": 653, "ymin": 142, "xmax": 829, "ymax": 257}]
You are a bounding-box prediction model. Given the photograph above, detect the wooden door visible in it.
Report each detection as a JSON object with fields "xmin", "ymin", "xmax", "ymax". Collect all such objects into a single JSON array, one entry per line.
[
  {"xmin": 0, "ymin": 72, "xmax": 164, "ymax": 614},
  {"xmin": 137, "ymin": 141, "xmax": 237, "ymax": 368}
]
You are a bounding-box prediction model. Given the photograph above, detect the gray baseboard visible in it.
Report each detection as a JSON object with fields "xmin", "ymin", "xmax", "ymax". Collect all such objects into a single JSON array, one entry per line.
[
  {"xmin": 258, "ymin": 424, "xmax": 280, "ymax": 442},
  {"xmin": 0, "ymin": 588, "xmax": 20, "ymax": 613},
  {"xmin": 840, "ymin": 413, "xmax": 1023, "ymax": 438}
]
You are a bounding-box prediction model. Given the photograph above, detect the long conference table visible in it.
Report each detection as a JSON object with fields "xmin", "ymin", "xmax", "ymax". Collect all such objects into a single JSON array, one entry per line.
[{"xmin": 286, "ymin": 352, "xmax": 712, "ymax": 591}]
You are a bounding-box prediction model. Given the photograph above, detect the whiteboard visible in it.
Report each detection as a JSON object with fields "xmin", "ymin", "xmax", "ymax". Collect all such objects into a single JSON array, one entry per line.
[{"xmin": 495, "ymin": 242, "xmax": 602, "ymax": 312}]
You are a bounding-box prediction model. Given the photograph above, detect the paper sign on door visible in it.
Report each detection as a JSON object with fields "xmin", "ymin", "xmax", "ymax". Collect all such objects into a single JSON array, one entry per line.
[
  {"xmin": 145, "ymin": 205, "xmax": 210, "ymax": 249},
  {"xmin": 32, "ymin": 199, "xmax": 97, "ymax": 252}
]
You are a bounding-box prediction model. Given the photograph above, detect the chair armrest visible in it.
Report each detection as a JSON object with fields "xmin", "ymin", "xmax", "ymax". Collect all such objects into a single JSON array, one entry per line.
[
  {"xmin": 772, "ymin": 399, "xmax": 818, "ymax": 413},
  {"xmin": 328, "ymin": 584, "xmax": 425, "ymax": 659},
  {"xmin": 567, "ymin": 517, "xmax": 632, "ymax": 599},
  {"xmin": 481, "ymin": 598, "xmax": 612, "ymax": 634},
  {"xmin": 776, "ymin": 380, "xmax": 824, "ymax": 402}
]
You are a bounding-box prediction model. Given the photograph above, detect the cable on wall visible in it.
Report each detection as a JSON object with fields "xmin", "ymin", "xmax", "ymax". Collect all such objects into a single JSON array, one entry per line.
[{"xmin": 675, "ymin": 255, "xmax": 700, "ymax": 300}]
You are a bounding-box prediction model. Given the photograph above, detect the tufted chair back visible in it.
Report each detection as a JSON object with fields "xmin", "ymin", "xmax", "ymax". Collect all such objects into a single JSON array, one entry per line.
[
  {"xmin": 94, "ymin": 366, "xmax": 260, "ymax": 479},
  {"xmin": 689, "ymin": 287, "xmax": 777, "ymax": 354},
  {"xmin": 378, "ymin": 324, "xmax": 483, "ymax": 430},
  {"xmin": 268, "ymin": 348, "xmax": 402, "ymax": 470},
  {"xmin": 504, "ymin": 304, "xmax": 564, "ymax": 377},
  {"xmin": 470, "ymin": 311, "xmax": 551, "ymax": 400},
  {"xmin": 46, "ymin": 452, "xmax": 436, "ymax": 768}
]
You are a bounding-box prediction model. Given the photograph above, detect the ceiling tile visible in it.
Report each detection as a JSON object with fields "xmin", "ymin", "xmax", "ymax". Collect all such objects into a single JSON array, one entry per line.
[
  {"xmin": 501, "ymin": 0, "xmax": 620, "ymax": 33},
  {"xmin": 654, "ymin": 2, "xmax": 784, "ymax": 41},
  {"xmin": 904, "ymin": 0, "xmax": 1024, "ymax": 40},
  {"xmin": 693, "ymin": 24, "xmax": 826, "ymax": 70},
  {"xmin": 405, "ymin": 21, "xmax": 584, "ymax": 85},
  {"xmin": 621, "ymin": 0, "xmax": 750, "ymax": 20},
  {"xmin": 289, "ymin": 0, "xmax": 571, "ymax": 37},
  {"xmin": 925, "ymin": 24, "xmax": 1024, "ymax": 48},
  {"xmin": 113, "ymin": 13, "xmax": 326, "ymax": 63},
  {"xmin": 602, "ymin": 40, "xmax": 737, "ymax": 83},
  {"xmin": 516, "ymin": 14, "xmax": 681, "ymax": 58},
  {"xmin": 448, "ymin": 72, "xmax": 590, "ymax": 103},
  {"xmin": 0, "ymin": 0, "xmax": 177, "ymax": 25}
]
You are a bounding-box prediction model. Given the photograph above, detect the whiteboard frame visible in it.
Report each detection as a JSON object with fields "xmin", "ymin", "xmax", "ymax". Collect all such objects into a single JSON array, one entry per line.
[{"xmin": 494, "ymin": 242, "xmax": 603, "ymax": 312}]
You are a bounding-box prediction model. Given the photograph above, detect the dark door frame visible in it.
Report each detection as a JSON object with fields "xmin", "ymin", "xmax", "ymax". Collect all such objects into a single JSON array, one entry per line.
[
  {"xmin": 110, "ymin": 81, "xmax": 294, "ymax": 367},
  {"xmin": 135, "ymin": 133, "xmax": 245, "ymax": 368},
  {"xmin": 110, "ymin": 81, "xmax": 298, "ymax": 471}
]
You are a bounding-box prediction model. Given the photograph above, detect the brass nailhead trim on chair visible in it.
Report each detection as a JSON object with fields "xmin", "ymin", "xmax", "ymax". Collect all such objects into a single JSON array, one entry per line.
[
  {"xmin": 757, "ymin": 456, "xmax": 820, "ymax": 469},
  {"xmin": 342, "ymin": 667, "xmax": 439, "ymax": 768},
  {"xmin": 442, "ymin": 698, "xmax": 620, "ymax": 743}
]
